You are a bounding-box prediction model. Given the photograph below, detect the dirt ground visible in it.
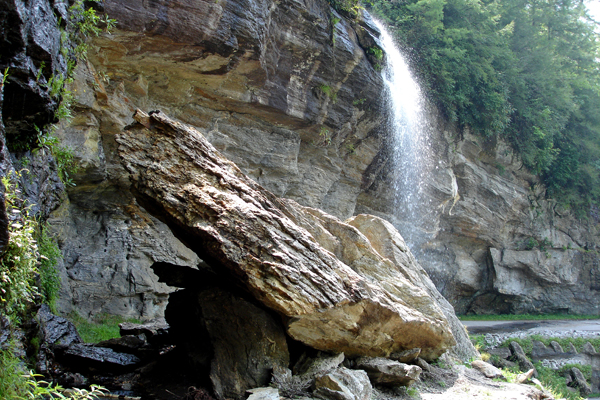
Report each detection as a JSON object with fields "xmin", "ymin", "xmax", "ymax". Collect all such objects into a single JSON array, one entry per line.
[{"xmin": 374, "ymin": 363, "xmax": 552, "ymax": 400}]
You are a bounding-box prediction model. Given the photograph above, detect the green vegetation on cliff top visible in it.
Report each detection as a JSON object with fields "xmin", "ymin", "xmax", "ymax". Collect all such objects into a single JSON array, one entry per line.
[{"xmin": 367, "ymin": 0, "xmax": 600, "ymax": 218}]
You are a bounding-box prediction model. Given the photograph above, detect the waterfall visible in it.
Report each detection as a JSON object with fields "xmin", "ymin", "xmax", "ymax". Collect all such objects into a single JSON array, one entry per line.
[{"xmin": 375, "ymin": 20, "xmax": 434, "ymax": 249}]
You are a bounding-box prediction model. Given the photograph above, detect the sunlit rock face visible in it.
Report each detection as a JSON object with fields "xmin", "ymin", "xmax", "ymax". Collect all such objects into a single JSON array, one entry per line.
[
  {"xmin": 115, "ymin": 109, "xmax": 457, "ymax": 361},
  {"xmin": 51, "ymin": 0, "xmax": 387, "ymax": 318}
]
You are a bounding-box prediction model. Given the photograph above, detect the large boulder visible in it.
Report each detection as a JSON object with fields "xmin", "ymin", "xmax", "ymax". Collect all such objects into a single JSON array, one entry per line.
[
  {"xmin": 116, "ymin": 110, "xmax": 456, "ymax": 360},
  {"xmin": 345, "ymin": 214, "xmax": 478, "ymax": 360}
]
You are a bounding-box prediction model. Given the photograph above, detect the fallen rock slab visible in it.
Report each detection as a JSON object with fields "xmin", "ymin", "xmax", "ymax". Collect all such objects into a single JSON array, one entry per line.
[
  {"xmin": 60, "ymin": 343, "xmax": 141, "ymax": 371},
  {"xmin": 471, "ymin": 360, "xmax": 504, "ymax": 379},
  {"xmin": 355, "ymin": 357, "xmax": 421, "ymax": 386},
  {"xmin": 116, "ymin": 110, "xmax": 456, "ymax": 360},
  {"xmin": 314, "ymin": 367, "xmax": 372, "ymax": 400}
]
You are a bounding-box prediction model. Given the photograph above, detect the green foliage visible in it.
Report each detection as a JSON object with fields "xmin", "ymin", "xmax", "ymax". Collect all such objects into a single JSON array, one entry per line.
[
  {"xmin": 367, "ymin": 46, "xmax": 383, "ymax": 60},
  {"xmin": 1, "ymin": 67, "xmax": 8, "ymax": 85},
  {"xmin": 0, "ymin": 172, "xmax": 40, "ymax": 323},
  {"xmin": 367, "ymin": 0, "xmax": 600, "ymax": 214},
  {"xmin": 536, "ymin": 363, "xmax": 586, "ymax": 400},
  {"xmin": 34, "ymin": 127, "xmax": 79, "ymax": 187},
  {"xmin": 318, "ymin": 84, "xmax": 338, "ymax": 103},
  {"xmin": 1, "ymin": 346, "xmax": 107, "ymax": 399},
  {"xmin": 37, "ymin": 225, "xmax": 62, "ymax": 313},
  {"xmin": 524, "ymin": 237, "xmax": 539, "ymax": 250},
  {"xmin": 326, "ymin": 0, "xmax": 362, "ymax": 17},
  {"xmin": 68, "ymin": 0, "xmax": 117, "ymax": 60},
  {"xmin": 67, "ymin": 312, "xmax": 141, "ymax": 343},
  {"xmin": 318, "ymin": 126, "xmax": 333, "ymax": 147}
]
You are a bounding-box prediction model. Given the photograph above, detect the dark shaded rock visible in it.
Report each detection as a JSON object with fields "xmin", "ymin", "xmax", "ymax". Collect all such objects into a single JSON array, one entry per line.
[
  {"xmin": 58, "ymin": 372, "xmax": 88, "ymax": 388},
  {"xmin": 314, "ymin": 367, "xmax": 372, "ymax": 400},
  {"xmin": 0, "ymin": 0, "xmax": 69, "ymax": 145},
  {"xmin": 150, "ymin": 262, "xmax": 216, "ymax": 289},
  {"xmin": 509, "ymin": 341, "xmax": 536, "ymax": 376},
  {"xmin": 36, "ymin": 304, "xmax": 82, "ymax": 346},
  {"xmin": 487, "ymin": 347, "xmax": 511, "ymax": 359},
  {"xmin": 96, "ymin": 334, "xmax": 148, "ymax": 354},
  {"xmin": 471, "ymin": 360, "xmax": 504, "ymax": 379},
  {"xmin": 570, "ymin": 367, "xmax": 592, "ymax": 396},
  {"xmin": 164, "ymin": 289, "xmax": 212, "ymax": 373},
  {"xmin": 531, "ymin": 340, "xmax": 557, "ymax": 361},
  {"xmin": 354, "ymin": 357, "xmax": 421, "ymax": 387},
  {"xmin": 389, "ymin": 348, "xmax": 421, "ymax": 364},
  {"xmin": 202, "ymin": 288, "xmax": 290, "ymax": 400},
  {"xmin": 60, "ymin": 343, "xmax": 141, "ymax": 372},
  {"xmin": 16, "ymin": 151, "xmax": 64, "ymax": 217},
  {"xmin": 491, "ymin": 357, "xmax": 516, "ymax": 370}
]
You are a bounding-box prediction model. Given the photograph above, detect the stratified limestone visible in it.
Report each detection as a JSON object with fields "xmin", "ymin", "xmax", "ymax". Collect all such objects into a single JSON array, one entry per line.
[{"xmin": 116, "ymin": 110, "xmax": 456, "ymax": 360}]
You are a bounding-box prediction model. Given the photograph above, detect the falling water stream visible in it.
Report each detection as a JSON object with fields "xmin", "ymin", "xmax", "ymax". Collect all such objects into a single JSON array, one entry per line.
[{"xmin": 375, "ymin": 20, "xmax": 434, "ymax": 250}]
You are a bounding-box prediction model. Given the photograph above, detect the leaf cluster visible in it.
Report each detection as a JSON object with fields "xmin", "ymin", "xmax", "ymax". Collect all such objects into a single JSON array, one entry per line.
[
  {"xmin": 368, "ymin": 0, "xmax": 600, "ymax": 215},
  {"xmin": 0, "ymin": 172, "xmax": 63, "ymax": 323}
]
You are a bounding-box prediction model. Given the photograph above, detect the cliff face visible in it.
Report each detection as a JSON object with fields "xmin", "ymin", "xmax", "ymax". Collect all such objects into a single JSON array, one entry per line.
[
  {"xmin": 357, "ymin": 123, "xmax": 600, "ymax": 315},
  {"xmin": 48, "ymin": 0, "xmax": 387, "ymax": 318},
  {"xmin": 2, "ymin": 0, "xmax": 598, "ymax": 321}
]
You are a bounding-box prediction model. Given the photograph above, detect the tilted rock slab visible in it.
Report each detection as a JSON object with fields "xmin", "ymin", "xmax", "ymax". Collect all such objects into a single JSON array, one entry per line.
[{"xmin": 116, "ymin": 110, "xmax": 455, "ymax": 359}]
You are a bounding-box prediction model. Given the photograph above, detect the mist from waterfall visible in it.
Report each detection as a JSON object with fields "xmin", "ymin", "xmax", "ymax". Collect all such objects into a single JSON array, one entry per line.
[{"xmin": 375, "ymin": 20, "xmax": 434, "ymax": 250}]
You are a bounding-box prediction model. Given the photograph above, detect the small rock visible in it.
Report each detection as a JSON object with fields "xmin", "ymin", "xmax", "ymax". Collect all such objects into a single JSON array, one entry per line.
[
  {"xmin": 516, "ymin": 368, "xmax": 535, "ymax": 384},
  {"xmin": 36, "ymin": 305, "xmax": 82, "ymax": 346},
  {"xmin": 568, "ymin": 343, "xmax": 578, "ymax": 354},
  {"xmin": 61, "ymin": 343, "xmax": 141, "ymax": 371},
  {"xmin": 531, "ymin": 341, "xmax": 556, "ymax": 360},
  {"xmin": 549, "ymin": 341, "xmax": 564, "ymax": 353},
  {"xmin": 582, "ymin": 342, "xmax": 596, "ymax": 355},
  {"xmin": 119, "ymin": 319, "xmax": 169, "ymax": 339},
  {"xmin": 570, "ymin": 367, "xmax": 592, "ymax": 396},
  {"xmin": 492, "ymin": 358, "xmax": 517, "ymax": 369},
  {"xmin": 355, "ymin": 357, "xmax": 421, "ymax": 386},
  {"xmin": 247, "ymin": 387, "xmax": 280, "ymax": 400},
  {"xmin": 509, "ymin": 341, "xmax": 537, "ymax": 376},
  {"xmin": 96, "ymin": 334, "xmax": 147, "ymax": 354},
  {"xmin": 471, "ymin": 360, "xmax": 504, "ymax": 379},
  {"xmin": 487, "ymin": 347, "xmax": 511, "ymax": 359},
  {"xmin": 414, "ymin": 357, "xmax": 431, "ymax": 373},
  {"xmin": 389, "ymin": 348, "xmax": 421, "ymax": 364},
  {"xmin": 294, "ymin": 352, "xmax": 345, "ymax": 380},
  {"xmin": 314, "ymin": 367, "xmax": 372, "ymax": 400}
]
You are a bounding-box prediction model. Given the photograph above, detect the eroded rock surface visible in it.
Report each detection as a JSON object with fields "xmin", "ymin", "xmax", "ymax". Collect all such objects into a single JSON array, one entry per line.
[{"xmin": 116, "ymin": 109, "xmax": 455, "ymax": 360}]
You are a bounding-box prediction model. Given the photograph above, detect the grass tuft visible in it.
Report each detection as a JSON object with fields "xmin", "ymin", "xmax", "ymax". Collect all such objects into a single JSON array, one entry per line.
[{"xmin": 67, "ymin": 312, "xmax": 141, "ymax": 343}]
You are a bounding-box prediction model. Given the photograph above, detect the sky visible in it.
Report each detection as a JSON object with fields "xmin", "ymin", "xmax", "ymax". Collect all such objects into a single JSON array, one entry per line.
[{"xmin": 587, "ymin": 0, "xmax": 600, "ymax": 22}]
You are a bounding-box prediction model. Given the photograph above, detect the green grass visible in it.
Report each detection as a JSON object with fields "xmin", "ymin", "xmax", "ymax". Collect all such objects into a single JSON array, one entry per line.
[
  {"xmin": 459, "ymin": 314, "xmax": 599, "ymax": 321},
  {"xmin": 495, "ymin": 335, "xmax": 600, "ymax": 355},
  {"xmin": 67, "ymin": 312, "xmax": 141, "ymax": 343},
  {"xmin": 471, "ymin": 333, "xmax": 596, "ymax": 400},
  {"xmin": 536, "ymin": 363, "xmax": 587, "ymax": 400}
]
